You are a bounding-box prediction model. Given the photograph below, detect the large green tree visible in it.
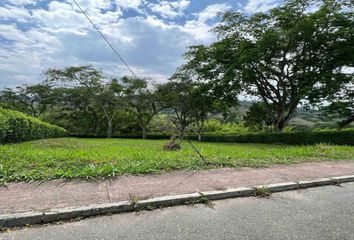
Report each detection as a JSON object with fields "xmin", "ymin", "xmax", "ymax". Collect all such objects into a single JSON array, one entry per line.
[
  {"xmin": 45, "ymin": 66, "xmax": 121, "ymax": 138},
  {"xmin": 44, "ymin": 86, "xmax": 102, "ymax": 135},
  {"xmin": 95, "ymin": 79, "xmax": 124, "ymax": 138},
  {"xmin": 158, "ymin": 69, "xmax": 235, "ymax": 141},
  {"xmin": 244, "ymin": 102, "xmax": 274, "ymax": 131},
  {"xmin": 157, "ymin": 79, "xmax": 198, "ymax": 140},
  {"xmin": 185, "ymin": 0, "xmax": 354, "ymax": 132},
  {"xmin": 121, "ymin": 77, "xmax": 162, "ymax": 139}
]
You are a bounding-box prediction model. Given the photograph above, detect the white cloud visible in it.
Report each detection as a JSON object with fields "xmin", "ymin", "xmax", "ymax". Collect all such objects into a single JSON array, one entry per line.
[
  {"xmin": 0, "ymin": 24, "xmax": 61, "ymax": 58},
  {"xmin": 183, "ymin": 4, "xmax": 231, "ymax": 41},
  {"xmin": 0, "ymin": 24, "xmax": 29, "ymax": 42},
  {"xmin": 114, "ymin": 0, "xmax": 143, "ymax": 10},
  {"xmin": 0, "ymin": 1, "xmax": 231, "ymax": 88},
  {"xmin": 31, "ymin": 1, "xmax": 124, "ymax": 36},
  {"xmin": 5, "ymin": 0, "xmax": 35, "ymax": 6},
  {"xmin": 149, "ymin": 0, "xmax": 190, "ymax": 19},
  {"xmin": 197, "ymin": 3, "xmax": 230, "ymax": 22},
  {"xmin": 0, "ymin": 5, "xmax": 31, "ymax": 22},
  {"xmin": 244, "ymin": 0, "xmax": 279, "ymax": 13},
  {"xmin": 73, "ymin": 0, "xmax": 112, "ymax": 10},
  {"xmin": 32, "ymin": 1, "xmax": 88, "ymax": 35},
  {"xmin": 0, "ymin": 23, "xmax": 62, "ymax": 87}
]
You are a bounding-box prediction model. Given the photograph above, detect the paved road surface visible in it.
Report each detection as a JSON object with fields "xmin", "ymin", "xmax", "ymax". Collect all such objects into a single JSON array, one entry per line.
[{"xmin": 2, "ymin": 183, "xmax": 354, "ymax": 240}]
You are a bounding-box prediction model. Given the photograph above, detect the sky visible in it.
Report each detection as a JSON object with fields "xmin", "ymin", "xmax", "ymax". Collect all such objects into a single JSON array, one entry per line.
[{"xmin": 0, "ymin": 0, "xmax": 284, "ymax": 88}]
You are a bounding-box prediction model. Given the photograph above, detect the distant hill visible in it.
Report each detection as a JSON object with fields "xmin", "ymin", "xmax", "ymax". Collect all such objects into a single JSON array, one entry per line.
[{"xmin": 237, "ymin": 101, "xmax": 339, "ymax": 129}]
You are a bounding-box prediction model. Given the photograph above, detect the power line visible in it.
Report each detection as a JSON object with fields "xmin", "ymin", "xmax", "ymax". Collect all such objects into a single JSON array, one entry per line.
[{"xmin": 71, "ymin": 0, "xmax": 138, "ymax": 78}]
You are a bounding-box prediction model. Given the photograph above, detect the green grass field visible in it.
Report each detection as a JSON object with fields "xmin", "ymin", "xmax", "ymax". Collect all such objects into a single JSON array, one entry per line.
[{"xmin": 0, "ymin": 138, "xmax": 353, "ymax": 183}]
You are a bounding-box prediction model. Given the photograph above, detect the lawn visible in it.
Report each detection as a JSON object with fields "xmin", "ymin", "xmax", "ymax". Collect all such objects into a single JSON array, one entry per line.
[{"xmin": 0, "ymin": 137, "xmax": 353, "ymax": 183}]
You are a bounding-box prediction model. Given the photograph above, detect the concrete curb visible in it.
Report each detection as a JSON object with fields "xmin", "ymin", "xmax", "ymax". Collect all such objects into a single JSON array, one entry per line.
[{"xmin": 1, "ymin": 175, "xmax": 353, "ymax": 228}]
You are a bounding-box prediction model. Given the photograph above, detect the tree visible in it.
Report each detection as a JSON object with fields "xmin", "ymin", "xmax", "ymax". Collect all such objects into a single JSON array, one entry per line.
[
  {"xmin": 185, "ymin": 0, "xmax": 354, "ymax": 132},
  {"xmin": 45, "ymin": 66, "xmax": 119, "ymax": 138},
  {"xmin": 157, "ymin": 80, "xmax": 195, "ymax": 140},
  {"xmin": 158, "ymin": 69, "xmax": 234, "ymax": 141},
  {"xmin": 121, "ymin": 77, "xmax": 162, "ymax": 139},
  {"xmin": 244, "ymin": 102, "xmax": 274, "ymax": 131},
  {"xmin": 96, "ymin": 80, "xmax": 124, "ymax": 138},
  {"xmin": 0, "ymin": 84, "xmax": 52, "ymax": 117},
  {"xmin": 47, "ymin": 86, "xmax": 103, "ymax": 135},
  {"xmin": 320, "ymin": 83, "xmax": 354, "ymax": 129}
]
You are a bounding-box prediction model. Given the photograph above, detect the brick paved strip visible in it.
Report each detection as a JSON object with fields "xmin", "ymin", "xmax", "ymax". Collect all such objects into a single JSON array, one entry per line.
[
  {"xmin": 1, "ymin": 175, "xmax": 354, "ymax": 228},
  {"xmin": 0, "ymin": 161, "xmax": 353, "ymax": 216}
]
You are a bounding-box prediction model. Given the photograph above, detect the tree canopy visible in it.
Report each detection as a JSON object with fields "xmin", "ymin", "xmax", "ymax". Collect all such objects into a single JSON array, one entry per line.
[{"xmin": 184, "ymin": 0, "xmax": 354, "ymax": 131}]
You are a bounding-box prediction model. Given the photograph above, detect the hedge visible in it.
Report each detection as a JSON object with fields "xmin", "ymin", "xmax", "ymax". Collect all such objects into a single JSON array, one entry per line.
[
  {"xmin": 73, "ymin": 130, "xmax": 354, "ymax": 145},
  {"xmin": 199, "ymin": 130, "xmax": 354, "ymax": 145},
  {"xmin": 71, "ymin": 133, "xmax": 171, "ymax": 140},
  {"xmin": 0, "ymin": 108, "xmax": 67, "ymax": 144}
]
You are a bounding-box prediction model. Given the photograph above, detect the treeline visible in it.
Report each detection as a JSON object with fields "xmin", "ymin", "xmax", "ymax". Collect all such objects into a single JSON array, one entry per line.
[
  {"xmin": 0, "ymin": 0, "xmax": 353, "ymax": 140},
  {"xmin": 0, "ymin": 66, "xmax": 237, "ymax": 139}
]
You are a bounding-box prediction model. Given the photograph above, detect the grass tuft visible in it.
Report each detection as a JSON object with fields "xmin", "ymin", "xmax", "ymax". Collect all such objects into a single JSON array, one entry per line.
[
  {"xmin": 187, "ymin": 193, "xmax": 215, "ymax": 208},
  {"xmin": 254, "ymin": 186, "xmax": 272, "ymax": 198}
]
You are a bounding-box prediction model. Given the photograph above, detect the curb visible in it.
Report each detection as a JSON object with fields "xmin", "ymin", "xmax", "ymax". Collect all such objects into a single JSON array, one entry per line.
[{"xmin": 1, "ymin": 175, "xmax": 353, "ymax": 228}]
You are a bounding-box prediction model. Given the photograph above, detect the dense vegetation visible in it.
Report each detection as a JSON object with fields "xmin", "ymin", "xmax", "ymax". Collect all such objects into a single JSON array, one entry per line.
[
  {"xmin": 75, "ymin": 129, "xmax": 354, "ymax": 146},
  {"xmin": 1, "ymin": 138, "xmax": 353, "ymax": 183},
  {"xmin": 0, "ymin": 0, "xmax": 352, "ymax": 141},
  {"xmin": 0, "ymin": 108, "xmax": 67, "ymax": 144},
  {"xmin": 198, "ymin": 129, "xmax": 354, "ymax": 145},
  {"xmin": 183, "ymin": 0, "xmax": 353, "ymax": 132}
]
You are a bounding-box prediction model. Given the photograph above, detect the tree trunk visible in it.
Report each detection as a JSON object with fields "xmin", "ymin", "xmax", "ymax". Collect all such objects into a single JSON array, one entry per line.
[
  {"xmin": 274, "ymin": 105, "xmax": 297, "ymax": 132},
  {"xmin": 142, "ymin": 126, "xmax": 147, "ymax": 139},
  {"xmin": 196, "ymin": 119, "xmax": 204, "ymax": 142},
  {"xmin": 197, "ymin": 123, "xmax": 202, "ymax": 142},
  {"xmin": 197, "ymin": 133, "xmax": 202, "ymax": 142},
  {"xmin": 274, "ymin": 118, "xmax": 286, "ymax": 132},
  {"xmin": 103, "ymin": 109, "xmax": 113, "ymax": 138},
  {"xmin": 179, "ymin": 125, "xmax": 186, "ymax": 141},
  {"xmin": 107, "ymin": 118, "xmax": 112, "ymax": 138},
  {"xmin": 90, "ymin": 116, "xmax": 99, "ymax": 136}
]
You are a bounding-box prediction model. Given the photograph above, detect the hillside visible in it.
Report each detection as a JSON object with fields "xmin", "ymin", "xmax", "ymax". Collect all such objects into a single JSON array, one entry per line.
[{"xmin": 237, "ymin": 101, "xmax": 339, "ymax": 129}]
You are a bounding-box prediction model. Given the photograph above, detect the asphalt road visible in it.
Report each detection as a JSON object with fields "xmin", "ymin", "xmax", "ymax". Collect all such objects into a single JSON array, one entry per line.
[{"xmin": 2, "ymin": 182, "xmax": 354, "ymax": 240}]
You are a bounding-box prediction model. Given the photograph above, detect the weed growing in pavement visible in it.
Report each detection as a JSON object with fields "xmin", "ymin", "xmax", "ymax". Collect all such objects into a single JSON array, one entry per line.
[{"xmin": 254, "ymin": 186, "xmax": 272, "ymax": 198}]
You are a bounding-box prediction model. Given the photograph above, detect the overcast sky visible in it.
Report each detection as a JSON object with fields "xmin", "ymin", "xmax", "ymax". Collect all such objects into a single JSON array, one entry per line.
[{"xmin": 0, "ymin": 0, "xmax": 284, "ymax": 88}]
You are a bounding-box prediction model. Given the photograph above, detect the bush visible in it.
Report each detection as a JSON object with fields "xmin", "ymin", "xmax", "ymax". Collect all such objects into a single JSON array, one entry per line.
[
  {"xmin": 0, "ymin": 108, "xmax": 67, "ymax": 144},
  {"xmin": 71, "ymin": 133, "xmax": 171, "ymax": 139},
  {"xmin": 200, "ymin": 129, "xmax": 354, "ymax": 145},
  {"xmin": 202, "ymin": 119, "xmax": 249, "ymax": 135},
  {"xmin": 73, "ymin": 129, "xmax": 354, "ymax": 145}
]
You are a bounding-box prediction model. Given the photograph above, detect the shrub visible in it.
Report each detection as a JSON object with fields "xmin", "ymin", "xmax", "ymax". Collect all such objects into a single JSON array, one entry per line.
[
  {"xmin": 163, "ymin": 137, "xmax": 182, "ymax": 151},
  {"xmin": 201, "ymin": 119, "xmax": 249, "ymax": 135},
  {"xmin": 200, "ymin": 129, "xmax": 354, "ymax": 145},
  {"xmin": 73, "ymin": 129, "xmax": 354, "ymax": 145},
  {"xmin": 0, "ymin": 108, "xmax": 67, "ymax": 144}
]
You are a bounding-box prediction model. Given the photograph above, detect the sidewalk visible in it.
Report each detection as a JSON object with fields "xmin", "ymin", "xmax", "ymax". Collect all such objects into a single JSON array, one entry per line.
[{"xmin": 1, "ymin": 161, "xmax": 354, "ymax": 215}]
